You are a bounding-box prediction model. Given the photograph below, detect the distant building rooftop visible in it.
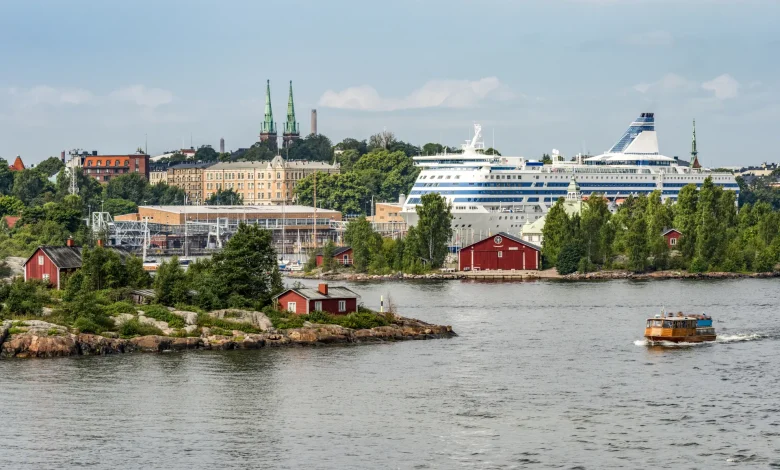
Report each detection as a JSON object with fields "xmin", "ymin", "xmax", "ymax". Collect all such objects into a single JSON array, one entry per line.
[{"xmin": 138, "ymin": 205, "xmax": 340, "ymax": 216}]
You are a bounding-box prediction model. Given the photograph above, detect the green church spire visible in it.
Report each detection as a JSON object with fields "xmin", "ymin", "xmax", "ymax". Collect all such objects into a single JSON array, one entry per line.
[
  {"xmin": 283, "ymin": 80, "xmax": 300, "ymax": 145},
  {"xmin": 690, "ymin": 119, "xmax": 701, "ymax": 169},
  {"xmin": 260, "ymin": 79, "xmax": 276, "ymax": 141}
]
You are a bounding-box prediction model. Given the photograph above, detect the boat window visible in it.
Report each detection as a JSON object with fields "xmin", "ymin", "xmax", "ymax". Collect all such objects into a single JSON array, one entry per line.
[{"xmin": 663, "ymin": 320, "xmax": 672, "ymax": 328}]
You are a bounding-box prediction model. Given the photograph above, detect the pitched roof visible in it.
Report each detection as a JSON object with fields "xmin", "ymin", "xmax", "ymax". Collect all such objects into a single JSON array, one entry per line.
[
  {"xmin": 460, "ymin": 232, "xmax": 541, "ymax": 252},
  {"xmin": 317, "ymin": 246, "xmax": 351, "ymax": 257},
  {"xmin": 9, "ymin": 156, "xmax": 25, "ymax": 171},
  {"xmin": 662, "ymin": 228, "xmax": 682, "ymax": 236},
  {"xmin": 273, "ymin": 286, "xmax": 360, "ymax": 301},
  {"xmin": 24, "ymin": 246, "xmax": 134, "ymax": 269}
]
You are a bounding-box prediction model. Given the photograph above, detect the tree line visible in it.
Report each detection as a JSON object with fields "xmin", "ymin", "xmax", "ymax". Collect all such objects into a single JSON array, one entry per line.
[{"xmin": 542, "ymin": 178, "xmax": 780, "ymax": 274}]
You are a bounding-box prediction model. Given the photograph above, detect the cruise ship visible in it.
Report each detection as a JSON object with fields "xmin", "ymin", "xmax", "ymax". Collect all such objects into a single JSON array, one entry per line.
[{"xmin": 400, "ymin": 113, "xmax": 738, "ymax": 242}]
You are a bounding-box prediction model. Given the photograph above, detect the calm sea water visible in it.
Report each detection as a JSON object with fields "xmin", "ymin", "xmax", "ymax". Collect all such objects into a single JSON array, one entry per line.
[{"xmin": 2, "ymin": 279, "xmax": 779, "ymax": 469}]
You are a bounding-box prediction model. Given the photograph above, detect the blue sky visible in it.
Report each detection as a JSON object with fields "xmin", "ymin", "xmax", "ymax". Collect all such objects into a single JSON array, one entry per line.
[{"xmin": 1, "ymin": 0, "xmax": 778, "ymax": 167}]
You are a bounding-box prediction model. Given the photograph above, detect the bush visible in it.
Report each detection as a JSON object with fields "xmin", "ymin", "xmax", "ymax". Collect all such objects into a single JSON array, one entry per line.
[
  {"xmin": 104, "ymin": 301, "xmax": 137, "ymax": 316},
  {"xmin": 335, "ymin": 312, "xmax": 390, "ymax": 329},
  {"xmin": 556, "ymin": 243, "xmax": 583, "ymax": 275},
  {"xmin": 139, "ymin": 305, "xmax": 185, "ymax": 329},
  {"xmin": 689, "ymin": 257, "xmax": 708, "ymax": 273},
  {"xmin": 118, "ymin": 319, "xmax": 164, "ymax": 338},
  {"xmin": 2, "ymin": 278, "xmax": 50, "ymax": 316},
  {"xmin": 73, "ymin": 317, "xmax": 103, "ymax": 334}
]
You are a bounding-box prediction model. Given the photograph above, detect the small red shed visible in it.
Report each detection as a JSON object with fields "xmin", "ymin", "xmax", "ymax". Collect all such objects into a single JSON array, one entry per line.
[
  {"xmin": 458, "ymin": 232, "xmax": 541, "ymax": 271},
  {"xmin": 315, "ymin": 246, "xmax": 353, "ymax": 267},
  {"xmin": 662, "ymin": 229, "xmax": 682, "ymax": 249},
  {"xmin": 274, "ymin": 283, "xmax": 360, "ymax": 315},
  {"xmin": 23, "ymin": 240, "xmax": 132, "ymax": 289}
]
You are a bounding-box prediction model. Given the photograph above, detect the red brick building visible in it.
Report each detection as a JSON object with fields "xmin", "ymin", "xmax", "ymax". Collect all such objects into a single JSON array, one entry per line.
[
  {"xmin": 82, "ymin": 153, "xmax": 150, "ymax": 183},
  {"xmin": 315, "ymin": 246, "xmax": 353, "ymax": 267},
  {"xmin": 458, "ymin": 232, "xmax": 541, "ymax": 271},
  {"xmin": 23, "ymin": 240, "xmax": 131, "ymax": 289},
  {"xmin": 274, "ymin": 283, "xmax": 359, "ymax": 315},
  {"xmin": 663, "ymin": 229, "xmax": 682, "ymax": 249}
]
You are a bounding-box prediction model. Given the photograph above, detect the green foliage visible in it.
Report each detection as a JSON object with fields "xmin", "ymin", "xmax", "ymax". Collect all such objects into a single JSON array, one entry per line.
[
  {"xmin": 154, "ymin": 257, "xmax": 190, "ymax": 306},
  {"xmin": 286, "ymin": 134, "xmax": 334, "ymax": 162},
  {"xmin": 0, "ymin": 158, "xmax": 14, "ymax": 195},
  {"xmin": 0, "ymin": 195, "xmax": 24, "ymax": 218},
  {"xmin": 541, "ymin": 199, "xmax": 571, "ymax": 267},
  {"xmin": 194, "ymin": 145, "xmax": 219, "ymax": 162},
  {"xmin": 206, "ymin": 188, "xmax": 243, "ymax": 205},
  {"xmin": 119, "ymin": 319, "xmax": 163, "ymax": 337},
  {"xmin": 209, "ymin": 224, "xmax": 283, "ymax": 307},
  {"xmin": 344, "ymin": 217, "xmax": 380, "ymax": 272},
  {"xmin": 36, "ymin": 157, "xmax": 65, "ymax": 177},
  {"xmin": 262, "ymin": 306, "xmax": 391, "ymax": 330},
  {"xmin": 13, "ymin": 169, "xmax": 53, "ymax": 205},
  {"xmin": 104, "ymin": 301, "xmax": 137, "ymax": 316},
  {"xmin": 103, "ymin": 198, "xmax": 138, "ymax": 216},
  {"xmin": 556, "ymin": 243, "xmax": 583, "ymax": 275},
  {"xmin": 105, "ymin": 173, "xmax": 150, "ymax": 205},
  {"xmin": 139, "ymin": 304, "xmax": 185, "ymax": 328},
  {"xmin": 319, "ymin": 240, "xmax": 338, "ymax": 271},
  {"xmin": 196, "ymin": 313, "xmax": 261, "ymax": 333},
  {"xmin": 413, "ymin": 193, "xmax": 453, "ymax": 268},
  {"xmin": 352, "ymin": 149, "xmax": 420, "ymax": 203},
  {"xmin": 0, "ymin": 278, "xmax": 51, "ymax": 316},
  {"xmin": 294, "ymin": 172, "xmax": 370, "ymax": 215},
  {"xmin": 80, "ymin": 246, "xmax": 127, "ymax": 290}
]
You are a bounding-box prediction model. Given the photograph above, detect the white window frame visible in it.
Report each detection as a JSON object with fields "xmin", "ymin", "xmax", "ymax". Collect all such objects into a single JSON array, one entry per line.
[
  {"xmin": 497, "ymin": 251, "xmax": 503, "ymax": 258},
  {"xmin": 42, "ymin": 273, "xmax": 50, "ymax": 281},
  {"xmin": 670, "ymin": 237, "xmax": 677, "ymax": 246},
  {"xmin": 314, "ymin": 301, "xmax": 323, "ymax": 311},
  {"xmin": 287, "ymin": 301, "xmax": 297, "ymax": 312},
  {"xmin": 338, "ymin": 300, "xmax": 346, "ymax": 312},
  {"xmin": 38, "ymin": 255, "xmax": 44, "ymax": 266}
]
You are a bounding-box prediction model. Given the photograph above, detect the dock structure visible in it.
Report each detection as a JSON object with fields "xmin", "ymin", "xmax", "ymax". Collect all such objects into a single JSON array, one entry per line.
[{"xmin": 458, "ymin": 270, "xmax": 544, "ymax": 280}]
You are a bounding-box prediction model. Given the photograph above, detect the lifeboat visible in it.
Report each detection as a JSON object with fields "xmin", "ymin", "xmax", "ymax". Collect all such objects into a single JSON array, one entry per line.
[{"xmin": 644, "ymin": 312, "xmax": 716, "ymax": 344}]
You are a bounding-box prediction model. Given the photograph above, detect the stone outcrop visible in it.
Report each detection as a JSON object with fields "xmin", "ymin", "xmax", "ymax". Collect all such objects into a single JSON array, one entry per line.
[
  {"xmin": 168, "ymin": 308, "xmax": 199, "ymax": 326},
  {"xmin": 0, "ymin": 315, "xmax": 455, "ymax": 359},
  {"xmin": 207, "ymin": 309, "xmax": 273, "ymax": 331}
]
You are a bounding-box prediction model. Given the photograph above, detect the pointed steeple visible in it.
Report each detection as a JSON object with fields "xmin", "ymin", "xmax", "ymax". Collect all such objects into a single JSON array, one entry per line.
[
  {"xmin": 690, "ymin": 119, "xmax": 701, "ymax": 169},
  {"xmin": 259, "ymin": 79, "xmax": 277, "ymax": 142},
  {"xmin": 283, "ymin": 80, "xmax": 300, "ymax": 147}
]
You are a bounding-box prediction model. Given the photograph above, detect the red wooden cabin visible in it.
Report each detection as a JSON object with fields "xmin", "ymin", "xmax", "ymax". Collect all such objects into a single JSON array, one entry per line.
[
  {"xmin": 315, "ymin": 246, "xmax": 353, "ymax": 267},
  {"xmin": 662, "ymin": 229, "xmax": 682, "ymax": 249},
  {"xmin": 274, "ymin": 283, "xmax": 359, "ymax": 315}
]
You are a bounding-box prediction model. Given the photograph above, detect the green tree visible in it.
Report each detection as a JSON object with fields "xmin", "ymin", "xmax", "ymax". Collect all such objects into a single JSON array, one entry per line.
[
  {"xmin": 0, "ymin": 158, "xmax": 14, "ymax": 195},
  {"xmin": 80, "ymin": 246, "xmax": 127, "ymax": 290},
  {"xmin": 334, "ymin": 149, "xmax": 362, "ymax": 171},
  {"xmin": 154, "ymin": 256, "xmax": 189, "ymax": 305},
  {"xmin": 12, "ymin": 170, "xmax": 51, "ymax": 205},
  {"xmin": 287, "ymin": 134, "xmax": 334, "ymax": 162},
  {"xmin": 103, "ymin": 198, "xmax": 138, "ymax": 216},
  {"xmin": 580, "ymin": 195, "xmax": 611, "ymax": 266},
  {"xmin": 541, "ymin": 199, "xmax": 570, "ymax": 267},
  {"xmin": 206, "ymin": 188, "xmax": 243, "ymax": 205},
  {"xmin": 0, "ymin": 195, "xmax": 24, "ymax": 218},
  {"xmin": 194, "ymin": 145, "xmax": 219, "ymax": 162},
  {"xmin": 125, "ymin": 255, "xmax": 151, "ymax": 288},
  {"xmin": 105, "ymin": 173, "xmax": 149, "ymax": 204},
  {"xmin": 146, "ymin": 182, "xmax": 186, "ymax": 205},
  {"xmin": 556, "ymin": 242, "xmax": 583, "ymax": 275},
  {"xmin": 422, "ymin": 143, "xmax": 445, "ymax": 155},
  {"xmin": 352, "ymin": 149, "xmax": 419, "ymax": 202},
  {"xmin": 240, "ymin": 141, "xmax": 276, "ymax": 162},
  {"xmin": 319, "ymin": 240, "xmax": 337, "ymax": 271},
  {"xmin": 344, "ymin": 217, "xmax": 378, "ymax": 273},
  {"xmin": 295, "ymin": 172, "xmax": 370, "ymax": 215},
  {"xmin": 673, "ymin": 184, "xmax": 699, "ymax": 260},
  {"xmin": 209, "ymin": 224, "xmax": 282, "ymax": 307},
  {"xmin": 626, "ymin": 216, "xmax": 649, "ymax": 273},
  {"xmin": 414, "ymin": 193, "xmax": 453, "ymax": 268},
  {"xmin": 35, "ymin": 157, "xmax": 65, "ymax": 177}
]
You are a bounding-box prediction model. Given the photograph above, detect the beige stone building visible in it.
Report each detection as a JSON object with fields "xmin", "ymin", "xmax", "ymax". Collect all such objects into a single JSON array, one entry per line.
[
  {"xmin": 167, "ymin": 162, "xmax": 215, "ymax": 204},
  {"xmin": 203, "ymin": 156, "xmax": 339, "ymax": 205},
  {"xmin": 367, "ymin": 202, "xmax": 404, "ymax": 223}
]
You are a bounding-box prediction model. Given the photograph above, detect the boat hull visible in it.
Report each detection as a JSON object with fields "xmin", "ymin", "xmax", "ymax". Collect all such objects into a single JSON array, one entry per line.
[{"xmin": 645, "ymin": 335, "xmax": 716, "ymax": 344}]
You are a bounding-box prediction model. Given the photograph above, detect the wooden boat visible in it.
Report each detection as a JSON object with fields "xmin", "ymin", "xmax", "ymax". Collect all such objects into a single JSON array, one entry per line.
[{"xmin": 644, "ymin": 312, "xmax": 716, "ymax": 344}]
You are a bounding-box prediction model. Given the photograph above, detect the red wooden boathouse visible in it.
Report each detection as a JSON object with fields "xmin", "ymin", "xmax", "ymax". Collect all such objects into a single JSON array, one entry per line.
[
  {"xmin": 662, "ymin": 228, "xmax": 682, "ymax": 249},
  {"xmin": 274, "ymin": 283, "xmax": 359, "ymax": 315},
  {"xmin": 458, "ymin": 232, "xmax": 541, "ymax": 271}
]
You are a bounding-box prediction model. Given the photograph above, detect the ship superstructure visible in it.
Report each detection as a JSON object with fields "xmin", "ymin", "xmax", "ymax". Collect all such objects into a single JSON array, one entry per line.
[{"xmin": 400, "ymin": 113, "xmax": 738, "ymax": 245}]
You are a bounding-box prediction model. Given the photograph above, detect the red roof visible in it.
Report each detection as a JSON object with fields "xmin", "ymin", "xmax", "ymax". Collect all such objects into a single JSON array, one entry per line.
[
  {"xmin": 3, "ymin": 216, "xmax": 20, "ymax": 228},
  {"xmin": 9, "ymin": 156, "xmax": 25, "ymax": 171}
]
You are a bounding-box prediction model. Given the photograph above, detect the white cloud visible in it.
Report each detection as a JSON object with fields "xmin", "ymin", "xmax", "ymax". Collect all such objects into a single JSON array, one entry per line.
[
  {"xmin": 6, "ymin": 86, "xmax": 94, "ymax": 107},
  {"xmin": 633, "ymin": 73, "xmax": 697, "ymax": 94},
  {"xmin": 702, "ymin": 74, "xmax": 740, "ymax": 100},
  {"xmin": 110, "ymin": 85, "xmax": 173, "ymax": 108},
  {"xmin": 319, "ymin": 77, "xmax": 516, "ymax": 111},
  {"xmin": 625, "ymin": 30, "xmax": 674, "ymax": 47}
]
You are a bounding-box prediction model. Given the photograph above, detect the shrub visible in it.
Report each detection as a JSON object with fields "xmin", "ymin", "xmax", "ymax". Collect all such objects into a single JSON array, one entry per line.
[
  {"xmin": 556, "ymin": 243, "xmax": 583, "ymax": 276},
  {"xmin": 195, "ymin": 313, "xmax": 260, "ymax": 333},
  {"xmin": 3, "ymin": 278, "xmax": 50, "ymax": 316},
  {"xmin": 689, "ymin": 257, "xmax": 708, "ymax": 273},
  {"xmin": 173, "ymin": 304, "xmax": 206, "ymax": 315},
  {"xmin": 119, "ymin": 319, "xmax": 164, "ymax": 338},
  {"xmin": 335, "ymin": 312, "xmax": 390, "ymax": 330},
  {"xmin": 73, "ymin": 317, "xmax": 103, "ymax": 334},
  {"xmin": 104, "ymin": 301, "xmax": 137, "ymax": 316},
  {"xmin": 140, "ymin": 305, "xmax": 185, "ymax": 329}
]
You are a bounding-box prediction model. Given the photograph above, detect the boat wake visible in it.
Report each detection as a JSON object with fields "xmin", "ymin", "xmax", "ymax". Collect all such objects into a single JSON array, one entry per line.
[{"xmin": 634, "ymin": 333, "xmax": 767, "ymax": 347}]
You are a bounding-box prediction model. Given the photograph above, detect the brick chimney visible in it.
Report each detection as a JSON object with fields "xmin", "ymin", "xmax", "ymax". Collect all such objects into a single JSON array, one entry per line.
[
  {"xmin": 318, "ymin": 283, "xmax": 328, "ymax": 295},
  {"xmin": 66, "ymin": 237, "xmax": 75, "ymax": 247}
]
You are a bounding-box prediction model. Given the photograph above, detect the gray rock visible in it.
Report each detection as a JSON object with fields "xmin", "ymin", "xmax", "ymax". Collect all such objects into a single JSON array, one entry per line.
[
  {"xmin": 112, "ymin": 314, "xmax": 135, "ymax": 326},
  {"xmin": 168, "ymin": 308, "xmax": 199, "ymax": 325},
  {"xmin": 207, "ymin": 309, "xmax": 273, "ymax": 331}
]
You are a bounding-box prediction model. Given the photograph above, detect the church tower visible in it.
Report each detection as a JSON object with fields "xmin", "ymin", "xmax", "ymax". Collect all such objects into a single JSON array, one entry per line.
[
  {"xmin": 690, "ymin": 119, "xmax": 701, "ymax": 169},
  {"xmin": 283, "ymin": 80, "xmax": 300, "ymax": 147},
  {"xmin": 259, "ymin": 80, "xmax": 277, "ymax": 143}
]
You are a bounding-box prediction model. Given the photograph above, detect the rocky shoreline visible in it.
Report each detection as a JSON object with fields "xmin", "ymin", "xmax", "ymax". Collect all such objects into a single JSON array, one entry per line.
[
  {"xmin": 288, "ymin": 269, "xmax": 779, "ymax": 282},
  {"xmin": 0, "ymin": 316, "xmax": 456, "ymax": 359}
]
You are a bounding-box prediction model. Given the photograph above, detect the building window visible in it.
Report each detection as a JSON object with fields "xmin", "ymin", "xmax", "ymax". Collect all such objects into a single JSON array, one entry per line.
[
  {"xmin": 125, "ymin": 160, "xmax": 130, "ymax": 167},
  {"xmin": 670, "ymin": 237, "xmax": 677, "ymax": 246},
  {"xmin": 97, "ymin": 160, "xmax": 102, "ymax": 166},
  {"xmin": 114, "ymin": 160, "xmax": 120, "ymax": 166},
  {"xmin": 42, "ymin": 273, "xmax": 50, "ymax": 281},
  {"xmin": 338, "ymin": 300, "xmax": 346, "ymax": 312},
  {"xmin": 314, "ymin": 301, "xmax": 323, "ymax": 311},
  {"xmin": 497, "ymin": 251, "xmax": 503, "ymax": 258},
  {"xmin": 38, "ymin": 255, "xmax": 44, "ymax": 266},
  {"xmin": 276, "ymin": 192, "xmax": 281, "ymax": 199},
  {"xmin": 277, "ymin": 172, "xmax": 281, "ymax": 179},
  {"xmin": 87, "ymin": 161, "xmax": 93, "ymax": 167},
  {"xmin": 287, "ymin": 301, "xmax": 296, "ymax": 312}
]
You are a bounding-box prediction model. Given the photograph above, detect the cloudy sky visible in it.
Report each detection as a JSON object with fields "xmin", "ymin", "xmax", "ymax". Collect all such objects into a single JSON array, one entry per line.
[{"xmin": 1, "ymin": 0, "xmax": 778, "ymax": 167}]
